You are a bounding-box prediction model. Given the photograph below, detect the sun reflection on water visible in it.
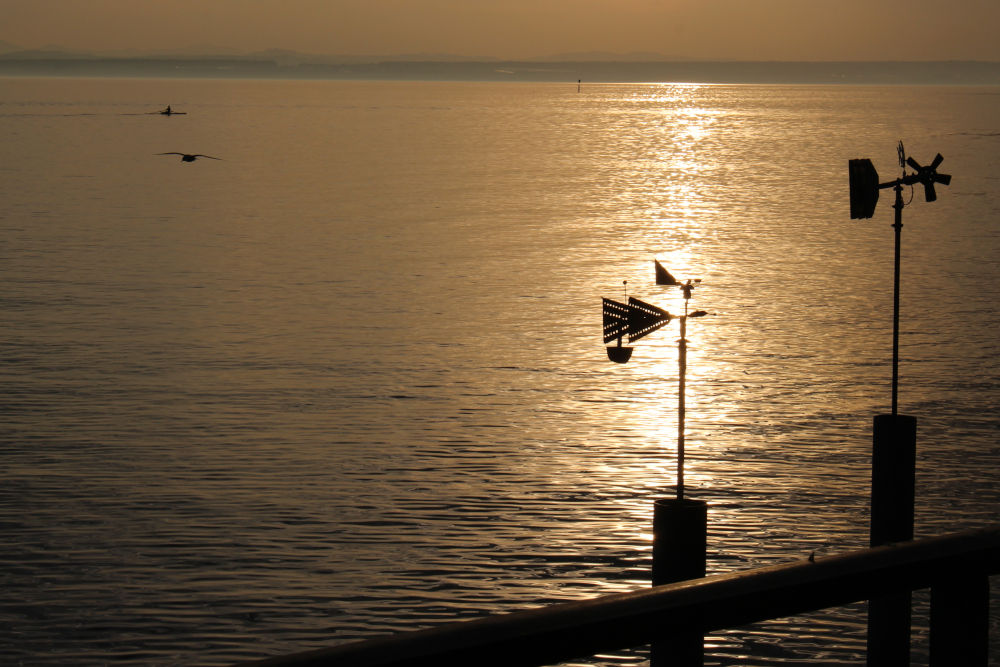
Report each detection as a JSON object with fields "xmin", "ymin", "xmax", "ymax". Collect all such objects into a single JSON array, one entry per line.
[
  {"xmin": 594, "ymin": 83, "xmax": 744, "ymax": 500},
  {"xmin": 613, "ymin": 310, "xmax": 731, "ymax": 497}
]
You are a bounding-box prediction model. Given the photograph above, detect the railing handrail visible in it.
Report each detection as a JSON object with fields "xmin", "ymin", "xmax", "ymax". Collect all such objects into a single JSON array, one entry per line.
[{"xmin": 236, "ymin": 525, "xmax": 1000, "ymax": 667}]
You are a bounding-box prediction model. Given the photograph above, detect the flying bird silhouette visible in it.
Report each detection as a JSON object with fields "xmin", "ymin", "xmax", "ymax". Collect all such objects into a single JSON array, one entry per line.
[{"xmin": 156, "ymin": 152, "xmax": 221, "ymax": 162}]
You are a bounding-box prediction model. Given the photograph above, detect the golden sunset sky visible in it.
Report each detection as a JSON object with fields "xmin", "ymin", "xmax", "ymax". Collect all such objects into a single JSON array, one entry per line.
[{"xmin": 2, "ymin": 0, "xmax": 998, "ymax": 61}]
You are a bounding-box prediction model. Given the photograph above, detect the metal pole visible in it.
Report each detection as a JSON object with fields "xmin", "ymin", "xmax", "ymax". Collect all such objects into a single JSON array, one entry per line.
[
  {"xmin": 866, "ymin": 186, "xmax": 915, "ymax": 666},
  {"xmin": 891, "ymin": 183, "xmax": 903, "ymax": 416},
  {"xmin": 651, "ymin": 289, "xmax": 705, "ymax": 666},
  {"xmin": 677, "ymin": 313, "xmax": 687, "ymax": 500}
]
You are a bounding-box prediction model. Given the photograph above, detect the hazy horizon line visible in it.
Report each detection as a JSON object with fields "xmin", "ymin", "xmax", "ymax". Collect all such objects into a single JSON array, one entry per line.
[
  {"xmin": 3, "ymin": 57, "xmax": 999, "ymax": 86},
  {"xmin": 2, "ymin": 43, "xmax": 999, "ymax": 66}
]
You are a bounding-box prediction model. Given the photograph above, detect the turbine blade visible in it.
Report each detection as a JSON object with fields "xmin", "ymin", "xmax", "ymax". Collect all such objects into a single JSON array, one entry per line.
[
  {"xmin": 906, "ymin": 156, "xmax": 922, "ymax": 171},
  {"xmin": 923, "ymin": 182, "xmax": 937, "ymax": 202},
  {"xmin": 930, "ymin": 153, "xmax": 944, "ymax": 170},
  {"xmin": 934, "ymin": 173, "xmax": 952, "ymax": 186}
]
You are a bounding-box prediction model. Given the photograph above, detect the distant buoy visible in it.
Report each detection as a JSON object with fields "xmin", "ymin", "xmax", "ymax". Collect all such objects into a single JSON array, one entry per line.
[{"xmin": 156, "ymin": 152, "xmax": 221, "ymax": 162}]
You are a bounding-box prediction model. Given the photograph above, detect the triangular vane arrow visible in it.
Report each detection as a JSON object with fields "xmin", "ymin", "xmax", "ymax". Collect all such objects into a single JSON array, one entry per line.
[
  {"xmin": 602, "ymin": 298, "xmax": 629, "ymax": 343},
  {"xmin": 628, "ymin": 296, "xmax": 672, "ymax": 342},
  {"xmin": 655, "ymin": 260, "xmax": 679, "ymax": 286}
]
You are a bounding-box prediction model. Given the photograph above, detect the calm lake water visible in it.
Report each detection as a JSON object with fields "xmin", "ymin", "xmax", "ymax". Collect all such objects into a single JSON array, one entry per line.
[{"xmin": 1, "ymin": 76, "xmax": 998, "ymax": 665}]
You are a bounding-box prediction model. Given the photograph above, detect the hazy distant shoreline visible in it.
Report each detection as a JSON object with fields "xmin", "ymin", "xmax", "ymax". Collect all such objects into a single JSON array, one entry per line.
[{"xmin": 2, "ymin": 56, "xmax": 999, "ymax": 84}]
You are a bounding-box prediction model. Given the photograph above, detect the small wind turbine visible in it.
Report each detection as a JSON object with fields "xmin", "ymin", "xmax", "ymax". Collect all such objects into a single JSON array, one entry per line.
[{"xmin": 849, "ymin": 141, "xmax": 951, "ymax": 414}]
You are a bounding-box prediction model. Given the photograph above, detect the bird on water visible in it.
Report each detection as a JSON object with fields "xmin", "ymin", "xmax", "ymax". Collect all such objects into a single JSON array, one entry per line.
[{"xmin": 156, "ymin": 152, "xmax": 221, "ymax": 162}]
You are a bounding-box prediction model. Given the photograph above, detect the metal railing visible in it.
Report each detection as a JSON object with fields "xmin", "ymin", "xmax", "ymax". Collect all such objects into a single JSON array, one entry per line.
[{"xmin": 237, "ymin": 525, "xmax": 999, "ymax": 667}]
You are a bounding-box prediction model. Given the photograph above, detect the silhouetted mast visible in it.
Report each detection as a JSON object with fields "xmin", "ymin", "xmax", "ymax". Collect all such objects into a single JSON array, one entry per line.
[{"xmin": 849, "ymin": 141, "xmax": 951, "ymax": 414}]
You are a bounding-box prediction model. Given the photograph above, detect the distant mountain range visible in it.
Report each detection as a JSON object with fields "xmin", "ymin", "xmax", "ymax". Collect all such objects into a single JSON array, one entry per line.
[{"xmin": 1, "ymin": 46, "xmax": 998, "ymax": 85}]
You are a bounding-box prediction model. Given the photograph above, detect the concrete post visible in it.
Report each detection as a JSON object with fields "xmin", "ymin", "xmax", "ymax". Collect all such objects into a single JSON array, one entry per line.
[
  {"xmin": 866, "ymin": 413, "xmax": 916, "ymax": 666},
  {"xmin": 651, "ymin": 497, "xmax": 707, "ymax": 666}
]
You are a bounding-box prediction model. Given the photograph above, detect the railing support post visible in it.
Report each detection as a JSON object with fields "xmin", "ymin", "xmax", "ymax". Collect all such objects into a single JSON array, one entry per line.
[
  {"xmin": 651, "ymin": 498, "xmax": 707, "ymax": 667},
  {"xmin": 930, "ymin": 575, "xmax": 990, "ymax": 665},
  {"xmin": 866, "ymin": 414, "xmax": 916, "ymax": 666}
]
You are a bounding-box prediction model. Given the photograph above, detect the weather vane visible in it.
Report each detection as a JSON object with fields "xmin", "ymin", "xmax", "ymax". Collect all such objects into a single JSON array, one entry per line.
[
  {"xmin": 602, "ymin": 262, "xmax": 710, "ymax": 499},
  {"xmin": 849, "ymin": 141, "xmax": 951, "ymax": 414}
]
